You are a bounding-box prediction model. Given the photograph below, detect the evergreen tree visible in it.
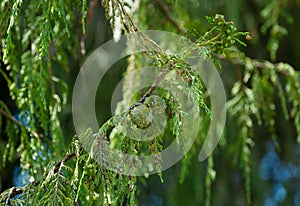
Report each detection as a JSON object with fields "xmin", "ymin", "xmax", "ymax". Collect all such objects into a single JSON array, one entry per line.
[{"xmin": 1, "ymin": 0, "xmax": 299, "ymax": 205}]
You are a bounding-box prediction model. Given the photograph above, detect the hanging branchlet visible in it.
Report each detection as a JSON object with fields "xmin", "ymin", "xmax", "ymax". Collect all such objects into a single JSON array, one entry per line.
[
  {"xmin": 227, "ymin": 83, "xmax": 256, "ymax": 205},
  {"xmin": 0, "ymin": 0, "xmax": 77, "ymax": 180},
  {"xmin": 102, "ymin": 0, "xmax": 139, "ymax": 41},
  {"xmin": 260, "ymin": 0, "xmax": 292, "ymax": 61},
  {"xmin": 224, "ymin": 48, "xmax": 300, "ymax": 144},
  {"xmin": 225, "ymin": 51, "xmax": 300, "ymax": 203},
  {"xmin": 205, "ymin": 155, "xmax": 216, "ymax": 206}
]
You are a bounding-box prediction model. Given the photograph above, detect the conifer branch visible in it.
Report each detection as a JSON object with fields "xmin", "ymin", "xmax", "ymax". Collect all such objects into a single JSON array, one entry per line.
[
  {"xmin": 115, "ymin": 0, "xmax": 139, "ymax": 32},
  {"xmin": 1, "ymin": 153, "xmax": 77, "ymax": 205},
  {"xmin": 129, "ymin": 66, "xmax": 171, "ymax": 110},
  {"xmin": 53, "ymin": 153, "xmax": 76, "ymax": 206},
  {"xmin": 54, "ymin": 153, "xmax": 76, "ymax": 173},
  {"xmin": 153, "ymin": 0, "xmax": 187, "ymax": 35},
  {"xmin": 220, "ymin": 51, "xmax": 298, "ymax": 77},
  {"xmin": 5, "ymin": 187, "xmax": 23, "ymax": 206}
]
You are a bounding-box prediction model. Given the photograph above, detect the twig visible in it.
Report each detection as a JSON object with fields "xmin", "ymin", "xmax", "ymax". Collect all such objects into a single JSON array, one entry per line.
[
  {"xmin": 153, "ymin": 0, "xmax": 187, "ymax": 35},
  {"xmin": 95, "ymin": 134, "xmax": 106, "ymax": 180},
  {"xmin": 129, "ymin": 67, "xmax": 171, "ymax": 110},
  {"xmin": 79, "ymin": 0, "xmax": 99, "ymax": 55},
  {"xmin": 86, "ymin": 0, "xmax": 99, "ymax": 28},
  {"xmin": 47, "ymin": 46, "xmax": 56, "ymax": 105},
  {"xmin": 5, "ymin": 187, "xmax": 23, "ymax": 206},
  {"xmin": 196, "ymin": 33, "xmax": 221, "ymax": 47},
  {"xmin": 0, "ymin": 108, "xmax": 49, "ymax": 143},
  {"xmin": 54, "ymin": 153, "xmax": 76, "ymax": 173},
  {"xmin": 0, "ymin": 108, "xmax": 22, "ymax": 128},
  {"xmin": 53, "ymin": 153, "xmax": 76, "ymax": 206},
  {"xmin": 220, "ymin": 52, "xmax": 297, "ymax": 77},
  {"xmin": 0, "ymin": 153, "xmax": 76, "ymax": 205},
  {"xmin": 116, "ymin": 0, "xmax": 139, "ymax": 32}
]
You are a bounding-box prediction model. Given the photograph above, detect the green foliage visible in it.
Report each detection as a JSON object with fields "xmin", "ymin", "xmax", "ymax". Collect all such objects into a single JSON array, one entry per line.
[
  {"xmin": 0, "ymin": 0, "xmax": 82, "ymax": 201},
  {"xmin": 0, "ymin": 0, "xmax": 77, "ymax": 180},
  {"xmin": 203, "ymin": 14, "xmax": 249, "ymax": 52},
  {"xmin": 225, "ymin": 48, "xmax": 300, "ymax": 204},
  {"xmin": 260, "ymin": 0, "xmax": 292, "ymax": 61},
  {"xmin": 1, "ymin": 0, "xmax": 300, "ymax": 205}
]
